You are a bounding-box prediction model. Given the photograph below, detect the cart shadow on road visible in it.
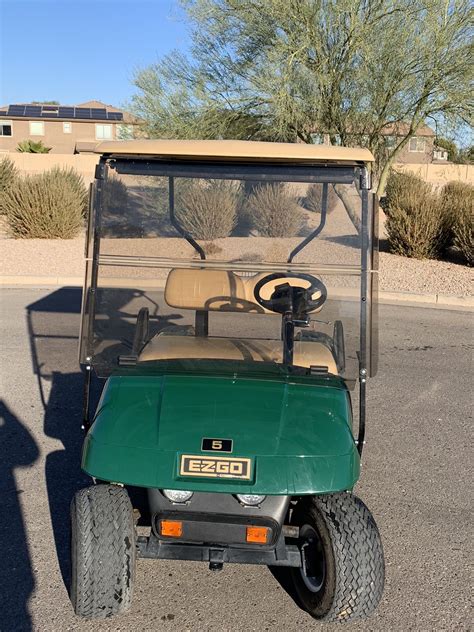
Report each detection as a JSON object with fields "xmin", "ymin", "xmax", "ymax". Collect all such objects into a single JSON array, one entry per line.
[
  {"xmin": 0, "ymin": 400, "xmax": 39, "ymax": 632},
  {"xmin": 25, "ymin": 288, "xmax": 97, "ymax": 596},
  {"xmin": 25, "ymin": 287, "xmax": 173, "ymax": 597}
]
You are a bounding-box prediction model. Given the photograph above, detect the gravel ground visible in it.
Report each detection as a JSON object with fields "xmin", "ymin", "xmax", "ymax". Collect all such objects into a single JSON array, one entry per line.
[
  {"xmin": 1, "ymin": 234, "xmax": 472, "ymax": 296},
  {"xmin": 1, "ymin": 201, "xmax": 472, "ymax": 297}
]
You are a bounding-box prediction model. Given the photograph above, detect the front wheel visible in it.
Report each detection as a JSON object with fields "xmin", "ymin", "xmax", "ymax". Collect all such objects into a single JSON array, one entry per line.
[
  {"xmin": 290, "ymin": 493, "xmax": 384, "ymax": 622},
  {"xmin": 70, "ymin": 484, "xmax": 136, "ymax": 618}
]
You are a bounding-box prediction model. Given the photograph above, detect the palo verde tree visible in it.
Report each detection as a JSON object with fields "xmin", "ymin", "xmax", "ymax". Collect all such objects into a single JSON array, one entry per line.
[{"xmin": 132, "ymin": 0, "xmax": 473, "ymax": 194}]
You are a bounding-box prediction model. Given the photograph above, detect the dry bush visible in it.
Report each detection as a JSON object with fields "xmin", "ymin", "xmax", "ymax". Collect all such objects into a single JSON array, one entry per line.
[
  {"xmin": 3, "ymin": 169, "xmax": 85, "ymax": 238},
  {"xmin": 202, "ymin": 241, "xmax": 223, "ymax": 255},
  {"xmin": 50, "ymin": 166, "xmax": 88, "ymax": 215},
  {"xmin": 0, "ymin": 157, "xmax": 18, "ymax": 214},
  {"xmin": 385, "ymin": 171, "xmax": 445, "ymax": 259},
  {"xmin": 385, "ymin": 169, "xmax": 432, "ymax": 203},
  {"xmin": 304, "ymin": 183, "xmax": 338, "ymax": 214},
  {"xmin": 176, "ymin": 180, "xmax": 238, "ymax": 240},
  {"xmin": 102, "ymin": 173, "xmax": 129, "ymax": 211},
  {"xmin": 441, "ymin": 181, "xmax": 474, "ymax": 265},
  {"xmin": 248, "ymin": 183, "xmax": 302, "ymax": 237}
]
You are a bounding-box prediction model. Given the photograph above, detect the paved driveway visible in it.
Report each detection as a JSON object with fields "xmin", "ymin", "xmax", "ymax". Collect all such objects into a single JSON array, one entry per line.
[{"xmin": 0, "ymin": 288, "xmax": 471, "ymax": 631}]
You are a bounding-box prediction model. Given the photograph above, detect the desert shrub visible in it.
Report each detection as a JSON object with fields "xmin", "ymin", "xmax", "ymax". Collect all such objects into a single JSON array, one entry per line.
[
  {"xmin": 3, "ymin": 168, "xmax": 85, "ymax": 238},
  {"xmin": 49, "ymin": 166, "xmax": 88, "ymax": 215},
  {"xmin": 385, "ymin": 169, "xmax": 432, "ymax": 204},
  {"xmin": 0, "ymin": 157, "xmax": 18, "ymax": 214},
  {"xmin": 440, "ymin": 181, "xmax": 474, "ymax": 265},
  {"xmin": 385, "ymin": 171, "xmax": 445, "ymax": 259},
  {"xmin": 201, "ymin": 241, "xmax": 223, "ymax": 256},
  {"xmin": 304, "ymin": 183, "xmax": 338, "ymax": 214},
  {"xmin": 176, "ymin": 180, "xmax": 238, "ymax": 240},
  {"xmin": 16, "ymin": 139, "xmax": 51, "ymax": 153},
  {"xmin": 247, "ymin": 183, "xmax": 302, "ymax": 237},
  {"xmin": 102, "ymin": 173, "xmax": 129, "ymax": 211}
]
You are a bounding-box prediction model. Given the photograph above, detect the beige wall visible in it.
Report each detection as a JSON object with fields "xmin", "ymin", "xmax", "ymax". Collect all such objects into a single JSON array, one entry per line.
[
  {"xmin": 395, "ymin": 162, "xmax": 474, "ymax": 188},
  {"xmin": 5, "ymin": 153, "xmax": 99, "ymax": 184},
  {"xmin": 0, "ymin": 118, "xmax": 130, "ymax": 154},
  {"xmin": 4, "ymin": 153, "xmax": 473, "ymax": 189}
]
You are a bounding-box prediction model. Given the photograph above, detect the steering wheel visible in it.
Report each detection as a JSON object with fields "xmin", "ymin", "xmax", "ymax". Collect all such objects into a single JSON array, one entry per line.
[{"xmin": 253, "ymin": 273, "xmax": 327, "ymax": 316}]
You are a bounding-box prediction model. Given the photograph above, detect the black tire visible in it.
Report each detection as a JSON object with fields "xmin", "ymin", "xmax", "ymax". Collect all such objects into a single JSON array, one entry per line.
[
  {"xmin": 70, "ymin": 484, "xmax": 136, "ymax": 619},
  {"xmin": 290, "ymin": 493, "xmax": 384, "ymax": 622}
]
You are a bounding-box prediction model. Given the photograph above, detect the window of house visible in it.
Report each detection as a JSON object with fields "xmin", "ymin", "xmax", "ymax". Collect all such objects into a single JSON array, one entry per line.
[
  {"xmin": 0, "ymin": 120, "xmax": 13, "ymax": 136},
  {"xmin": 385, "ymin": 136, "xmax": 396, "ymax": 149},
  {"xmin": 310, "ymin": 133, "xmax": 324, "ymax": 144},
  {"xmin": 409, "ymin": 137, "xmax": 426, "ymax": 152},
  {"xmin": 116, "ymin": 124, "xmax": 133, "ymax": 140},
  {"xmin": 96, "ymin": 124, "xmax": 112, "ymax": 140},
  {"xmin": 63, "ymin": 122, "xmax": 72, "ymax": 133},
  {"xmin": 30, "ymin": 121, "xmax": 44, "ymax": 136}
]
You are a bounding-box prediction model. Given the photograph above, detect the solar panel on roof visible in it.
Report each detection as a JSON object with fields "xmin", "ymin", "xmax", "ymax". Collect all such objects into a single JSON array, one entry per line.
[
  {"xmin": 25, "ymin": 106, "xmax": 42, "ymax": 117},
  {"xmin": 3, "ymin": 103, "xmax": 126, "ymax": 121},
  {"xmin": 75, "ymin": 108, "xmax": 92, "ymax": 118},
  {"xmin": 42, "ymin": 106, "xmax": 59, "ymax": 116},
  {"xmin": 91, "ymin": 108, "xmax": 107, "ymax": 119},
  {"xmin": 8, "ymin": 105, "xmax": 26, "ymax": 116},
  {"xmin": 58, "ymin": 107, "xmax": 75, "ymax": 118}
]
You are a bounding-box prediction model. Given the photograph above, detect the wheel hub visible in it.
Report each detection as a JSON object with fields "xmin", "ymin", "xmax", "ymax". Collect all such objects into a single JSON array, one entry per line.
[{"xmin": 299, "ymin": 524, "xmax": 326, "ymax": 593}]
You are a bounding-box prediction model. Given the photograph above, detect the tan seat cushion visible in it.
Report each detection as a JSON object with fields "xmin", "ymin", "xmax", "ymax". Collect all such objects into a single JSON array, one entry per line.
[
  {"xmin": 164, "ymin": 269, "xmax": 324, "ymax": 315},
  {"xmin": 139, "ymin": 334, "xmax": 337, "ymax": 373}
]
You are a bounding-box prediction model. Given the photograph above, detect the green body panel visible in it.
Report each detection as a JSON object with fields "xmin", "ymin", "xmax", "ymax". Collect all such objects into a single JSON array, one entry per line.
[{"xmin": 82, "ymin": 365, "xmax": 360, "ymax": 495}]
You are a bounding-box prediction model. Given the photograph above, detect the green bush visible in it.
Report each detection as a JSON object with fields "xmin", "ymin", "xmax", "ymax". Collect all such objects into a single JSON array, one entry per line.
[
  {"xmin": 16, "ymin": 139, "xmax": 51, "ymax": 153},
  {"xmin": 3, "ymin": 168, "xmax": 86, "ymax": 238},
  {"xmin": 385, "ymin": 171, "xmax": 445, "ymax": 259},
  {"xmin": 440, "ymin": 181, "xmax": 474, "ymax": 265},
  {"xmin": 176, "ymin": 180, "xmax": 238, "ymax": 240},
  {"xmin": 0, "ymin": 157, "xmax": 18, "ymax": 214},
  {"xmin": 304, "ymin": 183, "xmax": 338, "ymax": 214},
  {"xmin": 248, "ymin": 183, "xmax": 302, "ymax": 237}
]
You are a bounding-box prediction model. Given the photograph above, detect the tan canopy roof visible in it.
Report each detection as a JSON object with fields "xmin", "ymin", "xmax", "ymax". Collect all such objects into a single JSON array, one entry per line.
[{"xmin": 95, "ymin": 139, "xmax": 374, "ymax": 163}]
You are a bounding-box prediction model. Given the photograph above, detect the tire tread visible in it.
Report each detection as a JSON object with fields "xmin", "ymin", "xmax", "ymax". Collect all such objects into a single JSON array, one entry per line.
[
  {"xmin": 294, "ymin": 493, "xmax": 384, "ymax": 622},
  {"xmin": 70, "ymin": 484, "xmax": 136, "ymax": 619}
]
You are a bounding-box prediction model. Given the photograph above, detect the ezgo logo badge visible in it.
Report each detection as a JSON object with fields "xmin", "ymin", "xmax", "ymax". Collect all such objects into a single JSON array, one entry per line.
[{"xmin": 180, "ymin": 455, "xmax": 251, "ymax": 480}]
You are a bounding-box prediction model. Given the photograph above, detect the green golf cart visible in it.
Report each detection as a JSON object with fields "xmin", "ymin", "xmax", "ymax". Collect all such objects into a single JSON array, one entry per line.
[{"xmin": 72, "ymin": 139, "xmax": 384, "ymax": 622}]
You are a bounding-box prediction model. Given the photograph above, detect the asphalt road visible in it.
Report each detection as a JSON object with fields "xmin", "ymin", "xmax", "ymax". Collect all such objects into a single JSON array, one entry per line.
[{"xmin": 0, "ymin": 287, "xmax": 472, "ymax": 632}]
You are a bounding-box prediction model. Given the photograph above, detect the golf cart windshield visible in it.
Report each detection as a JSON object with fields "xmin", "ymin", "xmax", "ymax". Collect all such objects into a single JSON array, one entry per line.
[{"xmin": 80, "ymin": 150, "xmax": 378, "ymax": 385}]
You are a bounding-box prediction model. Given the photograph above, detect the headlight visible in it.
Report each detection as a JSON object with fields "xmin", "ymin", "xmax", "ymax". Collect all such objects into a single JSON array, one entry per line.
[
  {"xmin": 162, "ymin": 489, "xmax": 193, "ymax": 503},
  {"xmin": 236, "ymin": 494, "xmax": 266, "ymax": 506}
]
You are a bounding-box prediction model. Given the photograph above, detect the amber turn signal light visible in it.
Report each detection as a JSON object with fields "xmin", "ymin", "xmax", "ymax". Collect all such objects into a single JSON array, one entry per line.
[
  {"xmin": 246, "ymin": 526, "xmax": 269, "ymax": 544},
  {"xmin": 160, "ymin": 520, "xmax": 183, "ymax": 537}
]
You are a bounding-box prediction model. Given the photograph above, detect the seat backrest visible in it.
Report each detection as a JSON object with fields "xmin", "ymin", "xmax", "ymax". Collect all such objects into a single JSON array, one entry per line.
[{"xmin": 164, "ymin": 268, "xmax": 323, "ymax": 314}]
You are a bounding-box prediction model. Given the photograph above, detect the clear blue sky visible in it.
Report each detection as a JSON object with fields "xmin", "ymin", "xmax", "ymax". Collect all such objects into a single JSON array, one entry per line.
[{"xmin": 0, "ymin": 0, "xmax": 189, "ymax": 108}]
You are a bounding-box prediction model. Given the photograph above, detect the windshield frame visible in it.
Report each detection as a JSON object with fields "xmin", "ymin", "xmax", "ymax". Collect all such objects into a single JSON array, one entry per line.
[{"xmin": 79, "ymin": 156, "xmax": 377, "ymax": 383}]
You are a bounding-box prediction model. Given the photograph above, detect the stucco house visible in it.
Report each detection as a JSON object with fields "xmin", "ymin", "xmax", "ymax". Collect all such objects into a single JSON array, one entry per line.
[
  {"xmin": 0, "ymin": 100, "xmax": 141, "ymax": 154},
  {"xmin": 380, "ymin": 122, "xmax": 442, "ymax": 164},
  {"xmin": 310, "ymin": 122, "xmax": 446, "ymax": 164}
]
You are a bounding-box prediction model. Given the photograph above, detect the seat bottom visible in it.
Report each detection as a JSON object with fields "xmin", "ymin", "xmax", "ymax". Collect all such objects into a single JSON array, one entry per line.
[{"xmin": 139, "ymin": 334, "xmax": 338, "ymax": 374}]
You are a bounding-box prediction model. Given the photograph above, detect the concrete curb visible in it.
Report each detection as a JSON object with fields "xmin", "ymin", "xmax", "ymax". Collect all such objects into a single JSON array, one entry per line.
[{"xmin": 1, "ymin": 276, "xmax": 472, "ymax": 311}]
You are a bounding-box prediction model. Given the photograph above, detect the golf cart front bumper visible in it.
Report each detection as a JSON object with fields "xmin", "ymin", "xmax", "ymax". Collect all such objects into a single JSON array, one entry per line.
[
  {"xmin": 139, "ymin": 489, "xmax": 302, "ymax": 568},
  {"xmin": 137, "ymin": 534, "xmax": 302, "ymax": 567}
]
